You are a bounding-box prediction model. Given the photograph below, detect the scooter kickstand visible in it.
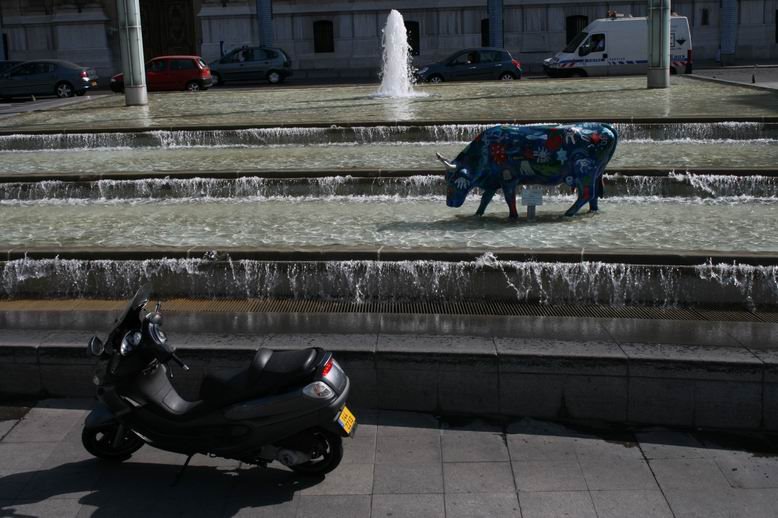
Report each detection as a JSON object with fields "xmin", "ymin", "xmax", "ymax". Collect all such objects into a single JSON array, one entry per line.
[{"xmin": 171, "ymin": 454, "xmax": 195, "ymax": 487}]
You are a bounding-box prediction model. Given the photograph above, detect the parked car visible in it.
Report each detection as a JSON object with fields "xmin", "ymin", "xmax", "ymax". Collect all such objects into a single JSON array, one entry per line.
[
  {"xmin": 110, "ymin": 55, "xmax": 212, "ymax": 93},
  {"xmin": 0, "ymin": 61, "xmax": 22, "ymax": 74},
  {"xmin": 415, "ymin": 48, "xmax": 522, "ymax": 83},
  {"xmin": 209, "ymin": 46, "xmax": 292, "ymax": 85},
  {"xmin": 0, "ymin": 59, "xmax": 98, "ymax": 99}
]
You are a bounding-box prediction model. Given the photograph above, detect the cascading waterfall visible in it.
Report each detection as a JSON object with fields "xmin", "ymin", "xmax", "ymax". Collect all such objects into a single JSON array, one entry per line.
[
  {"xmin": 0, "ymin": 123, "xmax": 773, "ymax": 151},
  {"xmin": 3, "ymin": 173, "xmax": 778, "ymax": 201},
  {"xmin": 2, "ymin": 255, "xmax": 777, "ymax": 308}
]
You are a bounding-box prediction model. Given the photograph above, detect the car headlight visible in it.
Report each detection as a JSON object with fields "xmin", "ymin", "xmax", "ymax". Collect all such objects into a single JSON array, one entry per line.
[
  {"xmin": 120, "ymin": 330, "xmax": 143, "ymax": 356},
  {"xmin": 149, "ymin": 323, "xmax": 167, "ymax": 345}
]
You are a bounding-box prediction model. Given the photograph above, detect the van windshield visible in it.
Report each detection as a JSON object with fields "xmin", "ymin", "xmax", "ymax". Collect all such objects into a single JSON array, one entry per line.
[{"xmin": 563, "ymin": 32, "xmax": 588, "ymax": 53}]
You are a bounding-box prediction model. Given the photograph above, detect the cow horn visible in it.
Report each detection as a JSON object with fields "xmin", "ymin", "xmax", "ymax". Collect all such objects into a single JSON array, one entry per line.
[{"xmin": 435, "ymin": 152, "xmax": 457, "ymax": 172}]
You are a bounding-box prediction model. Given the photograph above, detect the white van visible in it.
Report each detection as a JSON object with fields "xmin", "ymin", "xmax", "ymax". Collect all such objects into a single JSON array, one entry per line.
[{"xmin": 543, "ymin": 15, "xmax": 692, "ymax": 77}]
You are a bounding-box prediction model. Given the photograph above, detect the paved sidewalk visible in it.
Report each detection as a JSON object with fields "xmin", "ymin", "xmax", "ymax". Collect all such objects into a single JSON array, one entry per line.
[{"xmin": 2, "ymin": 400, "xmax": 778, "ymax": 517}]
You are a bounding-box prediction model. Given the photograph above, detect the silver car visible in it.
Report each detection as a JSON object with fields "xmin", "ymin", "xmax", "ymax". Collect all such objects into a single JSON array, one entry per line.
[
  {"xmin": 0, "ymin": 59, "xmax": 98, "ymax": 99},
  {"xmin": 209, "ymin": 46, "xmax": 293, "ymax": 85}
]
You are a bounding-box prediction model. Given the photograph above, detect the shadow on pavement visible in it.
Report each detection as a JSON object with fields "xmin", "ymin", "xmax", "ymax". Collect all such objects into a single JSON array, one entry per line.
[{"xmin": 0, "ymin": 458, "xmax": 323, "ymax": 517}]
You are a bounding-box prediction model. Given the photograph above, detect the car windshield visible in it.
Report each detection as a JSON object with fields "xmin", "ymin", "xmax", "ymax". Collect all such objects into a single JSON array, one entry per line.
[{"xmin": 563, "ymin": 31, "xmax": 588, "ymax": 53}]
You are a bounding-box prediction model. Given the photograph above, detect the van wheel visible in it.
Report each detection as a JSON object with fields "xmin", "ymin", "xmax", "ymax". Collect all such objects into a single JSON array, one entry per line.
[
  {"xmin": 267, "ymin": 71, "xmax": 282, "ymax": 84},
  {"xmin": 573, "ymin": 69, "xmax": 588, "ymax": 78},
  {"xmin": 498, "ymin": 72, "xmax": 515, "ymax": 81},
  {"xmin": 428, "ymin": 74, "xmax": 444, "ymax": 84}
]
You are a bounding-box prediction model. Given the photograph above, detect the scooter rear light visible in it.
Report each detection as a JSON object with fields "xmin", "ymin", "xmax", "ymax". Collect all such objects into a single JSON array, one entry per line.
[
  {"xmin": 80, "ymin": 70, "xmax": 88, "ymax": 78},
  {"xmin": 322, "ymin": 358, "xmax": 334, "ymax": 376},
  {"xmin": 303, "ymin": 381, "xmax": 335, "ymax": 399}
]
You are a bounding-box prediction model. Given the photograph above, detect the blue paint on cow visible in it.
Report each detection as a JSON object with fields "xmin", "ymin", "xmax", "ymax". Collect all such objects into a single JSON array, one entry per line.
[{"xmin": 439, "ymin": 123, "xmax": 618, "ymax": 219}]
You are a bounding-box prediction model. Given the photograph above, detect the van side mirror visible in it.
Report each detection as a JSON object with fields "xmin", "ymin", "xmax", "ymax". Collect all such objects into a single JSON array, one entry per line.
[{"xmin": 578, "ymin": 45, "xmax": 591, "ymax": 57}]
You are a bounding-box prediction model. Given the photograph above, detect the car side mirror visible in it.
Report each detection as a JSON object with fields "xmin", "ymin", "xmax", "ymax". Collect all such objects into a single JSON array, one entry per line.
[{"xmin": 87, "ymin": 336, "xmax": 104, "ymax": 357}]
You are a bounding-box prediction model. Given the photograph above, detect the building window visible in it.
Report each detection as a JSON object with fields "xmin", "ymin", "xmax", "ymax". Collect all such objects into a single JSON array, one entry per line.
[
  {"xmin": 566, "ymin": 15, "xmax": 588, "ymax": 44},
  {"xmin": 481, "ymin": 18, "xmax": 490, "ymax": 47},
  {"xmin": 701, "ymin": 8, "xmax": 710, "ymax": 26},
  {"xmin": 405, "ymin": 20, "xmax": 420, "ymax": 55},
  {"xmin": 313, "ymin": 20, "xmax": 334, "ymax": 53}
]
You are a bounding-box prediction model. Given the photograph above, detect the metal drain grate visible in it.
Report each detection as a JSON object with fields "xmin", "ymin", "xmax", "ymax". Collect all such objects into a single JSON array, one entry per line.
[{"xmin": 0, "ymin": 298, "xmax": 774, "ymax": 322}]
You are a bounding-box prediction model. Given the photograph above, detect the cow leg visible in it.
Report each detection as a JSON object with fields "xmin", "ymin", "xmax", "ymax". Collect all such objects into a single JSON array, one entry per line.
[
  {"xmin": 475, "ymin": 189, "xmax": 496, "ymax": 216},
  {"xmin": 565, "ymin": 179, "xmax": 591, "ymax": 216},
  {"xmin": 589, "ymin": 175, "xmax": 603, "ymax": 212},
  {"xmin": 503, "ymin": 186, "xmax": 519, "ymax": 219}
]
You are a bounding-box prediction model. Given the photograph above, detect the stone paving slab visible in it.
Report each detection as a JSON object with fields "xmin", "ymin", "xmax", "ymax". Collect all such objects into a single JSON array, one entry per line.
[{"xmin": 1, "ymin": 401, "xmax": 778, "ymax": 517}]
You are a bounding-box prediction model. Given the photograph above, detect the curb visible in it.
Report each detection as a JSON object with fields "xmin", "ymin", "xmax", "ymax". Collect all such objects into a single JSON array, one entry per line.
[{"xmin": 2, "ymin": 326, "xmax": 776, "ymax": 432}]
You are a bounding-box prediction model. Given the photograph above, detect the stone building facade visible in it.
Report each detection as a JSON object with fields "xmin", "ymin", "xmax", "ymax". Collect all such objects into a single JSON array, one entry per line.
[{"xmin": 1, "ymin": 0, "xmax": 776, "ymax": 78}]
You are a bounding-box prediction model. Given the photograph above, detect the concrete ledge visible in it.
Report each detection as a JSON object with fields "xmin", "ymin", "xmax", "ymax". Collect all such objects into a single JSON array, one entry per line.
[
  {"xmin": 3, "ymin": 245, "xmax": 778, "ymax": 266},
  {"xmin": 2, "ymin": 327, "xmax": 777, "ymax": 432},
  {"xmin": 2, "ymin": 116, "xmax": 778, "ymax": 136}
]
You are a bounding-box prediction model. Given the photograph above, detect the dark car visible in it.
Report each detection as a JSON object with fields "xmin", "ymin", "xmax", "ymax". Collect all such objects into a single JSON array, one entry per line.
[
  {"xmin": 209, "ymin": 46, "xmax": 292, "ymax": 85},
  {"xmin": 0, "ymin": 59, "xmax": 98, "ymax": 99},
  {"xmin": 415, "ymin": 48, "xmax": 522, "ymax": 83},
  {"xmin": 110, "ymin": 55, "xmax": 212, "ymax": 93}
]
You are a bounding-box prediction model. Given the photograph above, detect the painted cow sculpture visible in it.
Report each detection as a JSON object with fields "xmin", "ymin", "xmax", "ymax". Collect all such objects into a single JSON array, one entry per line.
[{"xmin": 437, "ymin": 123, "xmax": 618, "ymax": 218}]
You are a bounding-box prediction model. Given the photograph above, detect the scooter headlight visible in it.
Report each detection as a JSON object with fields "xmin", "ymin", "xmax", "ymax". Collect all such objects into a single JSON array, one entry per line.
[
  {"xmin": 120, "ymin": 330, "xmax": 142, "ymax": 356},
  {"xmin": 302, "ymin": 381, "xmax": 335, "ymax": 400},
  {"xmin": 149, "ymin": 323, "xmax": 167, "ymax": 345}
]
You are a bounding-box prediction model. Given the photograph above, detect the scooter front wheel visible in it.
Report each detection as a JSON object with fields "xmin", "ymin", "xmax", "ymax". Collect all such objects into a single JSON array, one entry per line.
[
  {"xmin": 82, "ymin": 424, "xmax": 144, "ymax": 461},
  {"xmin": 289, "ymin": 429, "xmax": 343, "ymax": 476}
]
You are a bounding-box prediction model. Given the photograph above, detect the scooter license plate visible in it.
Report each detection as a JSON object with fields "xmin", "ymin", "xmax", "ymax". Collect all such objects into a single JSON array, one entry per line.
[{"xmin": 337, "ymin": 406, "xmax": 356, "ymax": 435}]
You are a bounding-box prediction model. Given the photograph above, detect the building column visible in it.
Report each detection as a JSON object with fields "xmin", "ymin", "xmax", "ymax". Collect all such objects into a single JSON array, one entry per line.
[
  {"xmin": 117, "ymin": 0, "xmax": 147, "ymax": 106},
  {"xmin": 647, "ymin": 0, "xmax": 670, "ymax": 89},
  {"xmin": 256, "ymin": 0, "xmax": 273, "ymax": 47},
  {"xmin": 719, "ymin": 0, "xmax": 737, "ymax": 65},
  {"xmin": 487, "ymin": 0, "xmax": 503, "ymax": 48}
]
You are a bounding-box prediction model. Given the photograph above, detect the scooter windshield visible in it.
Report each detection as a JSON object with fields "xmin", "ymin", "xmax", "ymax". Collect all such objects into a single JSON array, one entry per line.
[{"xmin": 110, "ymin": 284, "xmax": 152, "ymax": 335}]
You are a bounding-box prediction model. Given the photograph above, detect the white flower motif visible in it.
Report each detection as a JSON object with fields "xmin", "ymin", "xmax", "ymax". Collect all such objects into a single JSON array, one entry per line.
[
  {"xmin": 556, "ymin": 149, "xmax": 568, "ymax": 163},
  {"xmin": 455, "ymin": 177, "xmax": 469, "ymax": 189},
  {"xmin": 535, "ymin": 148, "xmax": 551, "ymax": 163}
]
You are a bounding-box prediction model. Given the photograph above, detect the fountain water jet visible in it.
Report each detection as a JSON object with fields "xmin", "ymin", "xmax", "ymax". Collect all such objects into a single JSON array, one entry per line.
[{"xmin": 374, "ymin": 10, "xmax": 425, "ymax": 98}]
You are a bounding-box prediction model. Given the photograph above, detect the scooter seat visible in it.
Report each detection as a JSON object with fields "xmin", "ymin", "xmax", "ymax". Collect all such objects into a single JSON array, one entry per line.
[{"xmin": 199, "ymin": 347, "xmax": 321, "ymax": 405}]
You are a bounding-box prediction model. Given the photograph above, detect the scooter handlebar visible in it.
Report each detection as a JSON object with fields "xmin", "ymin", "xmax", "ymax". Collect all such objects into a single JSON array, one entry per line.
[{"xmin": 170, "ymin": 352, "xmax": 190, "ymax": 371}]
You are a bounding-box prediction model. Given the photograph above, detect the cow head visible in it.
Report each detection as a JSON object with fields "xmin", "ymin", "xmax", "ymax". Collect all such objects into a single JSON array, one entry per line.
[{"xmin": 436, "ymin": 152, "xmax": 472, "ymax": 207}]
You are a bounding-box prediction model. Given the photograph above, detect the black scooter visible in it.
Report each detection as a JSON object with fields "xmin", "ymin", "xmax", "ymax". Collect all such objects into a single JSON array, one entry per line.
[{"xmin": 82, "ymin": 285, "xmax": 355, "ymax": 476}]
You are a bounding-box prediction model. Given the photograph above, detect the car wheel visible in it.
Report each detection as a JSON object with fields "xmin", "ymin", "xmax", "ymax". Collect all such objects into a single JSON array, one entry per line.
[
  {"xmin": 428, "ymin": 74, "xmax": 444, "ymax": 84},
  {"xmin": 185, "ymin": 81, "xmax": 201, "ymax": 92},
  {"xmin": 499, "ymin": 72, "xmax": 515, "ymax": 81},
  {"xmin": 267, "ymin": 71, "xmax": 282, "ymax": 84},
  {"xmin": 55, "ymin": 81, "xmax": 75, "ymax": 98},
  {"xmin": 212, "ymin": 72, "xmax": 223, "ymax": 86}
]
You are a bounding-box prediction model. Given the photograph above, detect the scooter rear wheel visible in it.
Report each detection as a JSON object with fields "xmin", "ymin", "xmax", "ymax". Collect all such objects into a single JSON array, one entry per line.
[
  {"xmin": 289, "ymin": 429, "xmax": 343, "ymax": 476},
  {"xmin": 82, "ymin": 424, "xmax": 144, "ymax": 462}
]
